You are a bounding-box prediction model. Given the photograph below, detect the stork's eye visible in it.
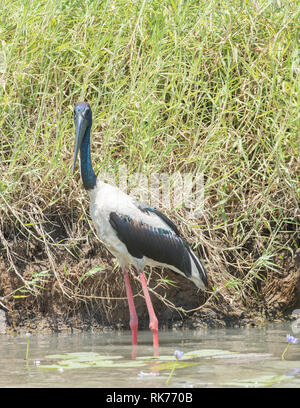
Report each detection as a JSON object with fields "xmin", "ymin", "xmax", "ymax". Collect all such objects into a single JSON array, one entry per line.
[{"xmin": 84, "ymin": 108, "xmax": 91, "ymax": 117}]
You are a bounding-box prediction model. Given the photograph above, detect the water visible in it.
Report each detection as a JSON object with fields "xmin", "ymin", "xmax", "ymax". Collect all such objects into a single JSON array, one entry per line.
[{"xmin": 1, "ymin": 322, "xmax": 300, "ymax": 388}]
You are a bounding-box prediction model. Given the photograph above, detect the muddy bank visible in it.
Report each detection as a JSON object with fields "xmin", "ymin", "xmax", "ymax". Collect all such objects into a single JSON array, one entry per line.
[{"xmin": 0, "ymin": 229, "xmax": 299, "ymax": 335}]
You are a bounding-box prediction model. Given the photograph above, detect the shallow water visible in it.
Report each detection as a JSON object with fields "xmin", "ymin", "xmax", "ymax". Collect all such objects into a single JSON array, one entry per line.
[{"xmin": 1, "ymin": 322, "xmax": 300, "ymax": 388}]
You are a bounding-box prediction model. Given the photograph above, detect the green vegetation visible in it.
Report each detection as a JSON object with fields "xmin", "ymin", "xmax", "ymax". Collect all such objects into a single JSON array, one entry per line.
[{"xmin": 0, "ymin": 0, "xmax": 299, "ymax": 323}]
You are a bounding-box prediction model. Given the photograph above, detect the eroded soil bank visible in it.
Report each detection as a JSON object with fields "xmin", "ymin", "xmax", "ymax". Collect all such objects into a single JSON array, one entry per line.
[{"xmin": 1, "ymin": 232, "xmax": 299, "ymax": 335}]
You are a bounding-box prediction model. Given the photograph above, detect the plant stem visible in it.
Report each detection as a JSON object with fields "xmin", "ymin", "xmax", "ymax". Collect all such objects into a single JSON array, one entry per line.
[
  {"xmin": 26, "ymin": 338, "xmax": 30, "ymax": 360},
  {"xmin": 166, "ymin": 362, "xmax": 178, "ymax": 385},
  {"xmin": 281, "ymin": 344, "xmax": 289, "ymax": 360}
]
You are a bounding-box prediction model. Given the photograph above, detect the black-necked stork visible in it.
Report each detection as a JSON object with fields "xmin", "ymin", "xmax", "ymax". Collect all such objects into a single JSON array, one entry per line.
[{"xmin": 72, "ymin": 102, "xmax": 208, "ymax": 350}]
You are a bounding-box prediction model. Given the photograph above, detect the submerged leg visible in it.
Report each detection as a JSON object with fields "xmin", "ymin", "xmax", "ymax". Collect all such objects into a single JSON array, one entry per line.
[
  {"xmin": 123, "ymin": 268, "xmax": 138, "ymax": 346},
  {"xmin": 139, "ymin": 271, "xmax": 159, "ymax": 349}
]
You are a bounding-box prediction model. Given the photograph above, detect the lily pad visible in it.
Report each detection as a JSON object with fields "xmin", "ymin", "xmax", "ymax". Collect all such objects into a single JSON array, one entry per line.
[
  {"xmin": 39, "ymin": 351, "xmax": 146, "ymax": 370},
  {"xmin": 41, "ymin": 361, "xmax": 91, "ymax": 370},
  {"xmin": 137, "ymin": 355, "xmax": 181, "ymax": 361},
  {"xmin": 137, "ymin": 349, "xmax": 235, "ymax": 362},
  {"xmin": 46, "ymin": 352, "xmax": 123, "ymax": 361},
  {"xmin": 40, "ymin": 360, "xmax": 146, "ymax": 370}
]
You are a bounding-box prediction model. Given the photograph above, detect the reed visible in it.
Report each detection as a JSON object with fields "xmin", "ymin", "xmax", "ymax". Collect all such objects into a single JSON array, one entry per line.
[{"xmin": 0, "ymin": 0, "xmax": 299, "ymax": 319}]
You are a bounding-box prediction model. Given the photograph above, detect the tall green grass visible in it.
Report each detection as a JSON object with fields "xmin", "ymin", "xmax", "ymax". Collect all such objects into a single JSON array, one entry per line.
[{"xmin": 0, "ymin": 0, "xmax": 299, "ymax": 308}]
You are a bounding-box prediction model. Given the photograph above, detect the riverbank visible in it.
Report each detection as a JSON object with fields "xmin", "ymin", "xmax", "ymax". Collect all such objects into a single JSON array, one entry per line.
[{"xmin": 1, "ymin": 230, "xmax": 299, "ymax": 335}]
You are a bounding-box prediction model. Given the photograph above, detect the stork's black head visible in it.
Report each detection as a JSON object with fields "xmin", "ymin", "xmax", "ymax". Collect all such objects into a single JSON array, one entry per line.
[
  {"xmin": 72, "ymin": 102, "xmax": 92, "ymax": 172},
  {"xmin": 74, "ymin": 102, "xmax": 92, "ymax": 124}
]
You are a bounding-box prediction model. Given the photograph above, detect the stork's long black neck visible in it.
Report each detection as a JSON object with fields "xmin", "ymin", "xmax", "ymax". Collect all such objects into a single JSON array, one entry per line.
[{"xmin": 80, "ymin": 126, "xmax": 97, "ymax": 191}]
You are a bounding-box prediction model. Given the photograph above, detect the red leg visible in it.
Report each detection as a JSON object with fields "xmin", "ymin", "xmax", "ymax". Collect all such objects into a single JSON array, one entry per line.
[
  {"xmin": 139, "ymin": 271, "xmax": 159, "ymax": 349},
  {"xmin": 123, "ymin": 269, "xmax": 138, "ymax": 346}
]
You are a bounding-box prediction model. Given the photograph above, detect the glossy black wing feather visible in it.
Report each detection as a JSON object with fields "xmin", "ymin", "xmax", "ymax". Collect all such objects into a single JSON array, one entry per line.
[
  {"xmin": 136, "ymin": 203, "xmax": 181, "ymax": 236},
  {"xmin": 109, "ymin": 212, "xmax": 192, "ymax": 277}
]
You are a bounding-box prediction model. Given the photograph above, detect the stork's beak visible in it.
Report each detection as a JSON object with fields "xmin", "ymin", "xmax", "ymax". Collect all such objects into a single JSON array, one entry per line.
[{"xmin": 72, "ymin": 114, "xmax": 88, "ymax": 173}]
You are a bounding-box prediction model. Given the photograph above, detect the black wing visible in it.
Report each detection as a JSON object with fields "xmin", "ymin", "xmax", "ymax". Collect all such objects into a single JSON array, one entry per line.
[
  {"xmin": 135, "ymin": 203, "xmax": 181, "ymax": 236},
  {"xmin": 109, "ymin": 212, "xmax": 192, "ymax": 277}
]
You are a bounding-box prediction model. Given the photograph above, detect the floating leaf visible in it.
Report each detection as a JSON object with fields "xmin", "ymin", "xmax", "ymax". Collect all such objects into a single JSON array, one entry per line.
[
  {"xmin": 137, "ymin": 355, "xmax": 178, "ymax": 361},
  {"xmin": 137, "ymin": 349, "xmax": 235, "ymax": 362},
  {"xmin": 45, "ymin": 352, "xmax": 122, "ymax": 361},
  {"xmin": 41, "ymin": 361, "xmax": 90, "ymax": 370},
  {"xmin": 40, "ymin": 359, "xmax": 146, "ymax": 370},
  {"xmin": 40, "ymin": 351, "xmax": 146, "ymax": 370}
]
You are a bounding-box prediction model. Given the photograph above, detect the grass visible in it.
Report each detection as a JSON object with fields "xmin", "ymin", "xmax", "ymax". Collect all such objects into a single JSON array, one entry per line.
[{"xmin": 0, "ymin": 0, "xmax": 299, "ymax": 321}]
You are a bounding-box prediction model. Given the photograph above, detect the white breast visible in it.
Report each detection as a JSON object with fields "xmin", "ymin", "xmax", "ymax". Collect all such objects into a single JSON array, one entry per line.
[{"xmin": 87, "ymin": 179, "xmax": 173, "ymax": 269}]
